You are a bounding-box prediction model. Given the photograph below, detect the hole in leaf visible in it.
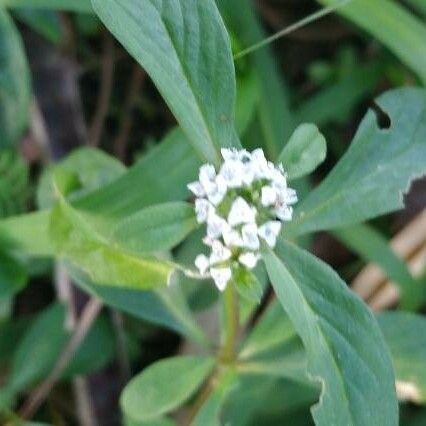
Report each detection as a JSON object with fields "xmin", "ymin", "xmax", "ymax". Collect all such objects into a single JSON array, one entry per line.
[{"xmin": 371, "ymin": 103, "xmax": 391, "ymax": 130}]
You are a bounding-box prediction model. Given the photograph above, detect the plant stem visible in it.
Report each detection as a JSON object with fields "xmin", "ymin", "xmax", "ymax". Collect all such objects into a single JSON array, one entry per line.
[
  {"xmin": 185, "ymin": 285, "xmax": 239, "ymax": 422},
  {"xmin": 220, "ymin": 284, "xmax": 239, "ymax": 363}
]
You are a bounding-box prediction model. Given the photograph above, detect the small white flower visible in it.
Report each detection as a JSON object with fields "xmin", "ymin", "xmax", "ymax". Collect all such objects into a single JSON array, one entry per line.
[
  {"xmin": 239, "ymin": 252, "xmax": 259, "ymax": 269},
  {"xmin": 195, "ymin": 199, "xmax": 212, "ymax": 223},
  {"xmin": 276, "ymin": 204, "xmax": 293, "ymax": 221},
  {"xmin": 206, "ymin": 174, "xmax": 227, "ymax": 206},
  {"xmin": 282, "ymin": 188, "xmax": 298, "ymax": 205},
  {"xmin": 207, "ymin": 213, "xmax": 228, "ymax": 239},
  {"xmin": 258, "ymin": 221, "xmax": 282, "ymax": 248},
  {"xmin": 228, "ymin": 197, "xmax": 256, "ymax": 226},
  {"xmin": 210, "ymin": 267, "xmax": 232, "ymax": 291},
  {"xmin": 210, "ymin": 240, "xmax": 232, "ymax": 265},
  {"xmin": 190, "ymin": 148, "xmax": 297, "ymax": 291},
  {"xmin": 187, "ymin": 181, "xmax": 205, "ymax": 197},
  {"xmin": 199, "ymin": 164, "xmax": 217, "ymax": 194},
  {"xmin": 195, "ymin": 254, "xmax": 210, "ymax": 276},
  {"xmin": 270, "ymin": 168, "xmax": 287, "ymax": 190},
  {"xmin": 241, "ymin": 223, "xmax": 260, "ymax": 250},
  {"xmin": 221, "ymin": 148, "xmax": 239, "ymax": 162},
  {"xmin": 222, "ymin": 227, "xmax": 243, "ymax": 247},
  {"xmin": 219, "ymin": 160, "xmax": 244, "ymax": 188},
  {"xmin": 261, "ymin": 186, "xmax": 278, "ymax": 207}
]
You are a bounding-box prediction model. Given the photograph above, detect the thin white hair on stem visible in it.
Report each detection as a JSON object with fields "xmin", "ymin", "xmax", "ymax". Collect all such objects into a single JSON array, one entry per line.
[{"xmin": 234, "ymin": 0, "xmax": 353, "ymax": 60}]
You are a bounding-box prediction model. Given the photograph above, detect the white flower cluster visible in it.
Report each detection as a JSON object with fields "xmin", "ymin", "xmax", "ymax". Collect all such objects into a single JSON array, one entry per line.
[{"xmin": 188, "ymin": 148, "xmax": 297, "ymax": 291}]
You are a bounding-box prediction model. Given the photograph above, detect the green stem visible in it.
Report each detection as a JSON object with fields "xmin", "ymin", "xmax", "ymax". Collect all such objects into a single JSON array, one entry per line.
[{"xmin": 220, "ymin": 284, "xmax": 239, "ymax": 363}]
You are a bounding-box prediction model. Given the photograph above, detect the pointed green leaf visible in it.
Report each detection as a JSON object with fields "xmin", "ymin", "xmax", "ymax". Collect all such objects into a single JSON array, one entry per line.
[
  {"xmin": 92, "ymin": 0, "xmax": 239, "ymax": 164},
  {"xmin": 0, "ymin": 129, "xmax": 198, "ymax": 257},
  {"xmin": 378, "ymin": 311, "xmax": 426, "ymax": 404},
  {"xmin": 70, "ymin": 265, "xmax": 209, "ymax": 346},
  {"xmin": 37, "ymin": 146, "xmax": 125, "ymax": 209},
  {"xmin": 278, "ymin": 124, "xmax": 327, "ymax": 180},
  {"xmin": 50, "ymin": 194, "xmax": 174, "ymax": 291},
  {"xmin": 7, "ymin": 303, "xmax": 67, "ymax": 393},
  {"xmin": 262, "ymin": 240, "xmax": 398, "ymax": 426},
  {"xmin": 285, "ymin": 88, "xmax": 426, "ymax": 237},
  {"xmin": 0, "ymin": 9, "xmax": 31, "ymax": 148},
  {"xmin": 0, "ymin": 149, "xmax": 29, "ymax": 218},
  {"xmin": 111, "ymin": 202, "xmax": 197, "ymax": 254},
  {"xmin": 121, "ymin": 356, "xmax": 214, "ymax": 422}
]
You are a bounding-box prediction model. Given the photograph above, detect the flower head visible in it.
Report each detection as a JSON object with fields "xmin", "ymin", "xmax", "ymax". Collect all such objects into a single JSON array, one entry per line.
[{"xmin": 188, "ymin": 148, "xmax": 297, "ymax": 291}]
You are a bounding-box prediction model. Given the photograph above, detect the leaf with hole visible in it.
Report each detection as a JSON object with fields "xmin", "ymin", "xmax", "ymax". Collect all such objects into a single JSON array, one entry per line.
[{"xmin": 285, "ymin": 88, "xmax": 426, "ymax": 237}]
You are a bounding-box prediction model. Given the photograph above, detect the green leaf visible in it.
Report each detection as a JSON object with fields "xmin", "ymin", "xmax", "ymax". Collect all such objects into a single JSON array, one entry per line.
[
  {"xmin": 285, "ymin": 88, "xmax": 426, "ymax": 237},
  {"xmin": 262, "ymin": 240, "xmax": 398, "ymax": 426},
  {"xmin": 0, "ymin": 317, "xmax": 29, "ymax": 363},
  {"xmin": 239, "ymin": 301, "xmax": 298, "ymax": 360},
  {"xmin": 278, "ymin": 124, "xmax": 327, "ymax": 181},
  {"xmin": 0, "ymin": 9, "xmax": 31, "ymax": 148},
  {"xmin": 317, "ymin": 0, "xmax": 426, "ymax": 85},
  {"xmin": 13, "ymin": 8, "xmax": 63, "ymax": 43},
  {"xmin": 50, "ymin": 193, "xmax": 174, "ymax": 291},
  {"xmin": 0, "ymin": 129, "xmax": 199, "ymax": 257},
  {"xmin": 378, "ymin": 311, "xmax": 426, "ymax": 404},
  {"xmin": 1, "ymin": 0, "xmax": 93, "ymax": 12},
  {"xmin": 7, "ymin": 303, "xmax": 67, "ymax": 393},
  {"xmin": 217, "ymin": 0, "xmax": 294, "ymax": 159},
  {"xmin": 37, "ymin": 146, "xmax": 125, "ymax": 209},
  {"xmin": 0, "ymin": 251, "xmax": 27, "ymax": 298},
  {"xmin": 223, "ymin": 376, "xmax": 317, "ymax": 426},
  {"xmin": 92, "ymin": 0, "xmax": 239, "ymax": 164},
  {"xmin": 0, "ymin": 211, "xmax": 52, "ymax": 256},
  {"xmin": 111, "ymin": 202, "xmax": 197, "ymax": 255},
  {"xmin": 121, "ymin": 356, "xmax": 214, "ymax": 422},
  {"xmin": 69, "ymin": 265, "xmax": 209, "ymax": 346},
  {"xmin": 333, "ymin": 224, "xmax": 422, "ymax": 309},
  {"xmin": 0, "ymin": 149, "xmax": 28, "ymax": 218}
]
